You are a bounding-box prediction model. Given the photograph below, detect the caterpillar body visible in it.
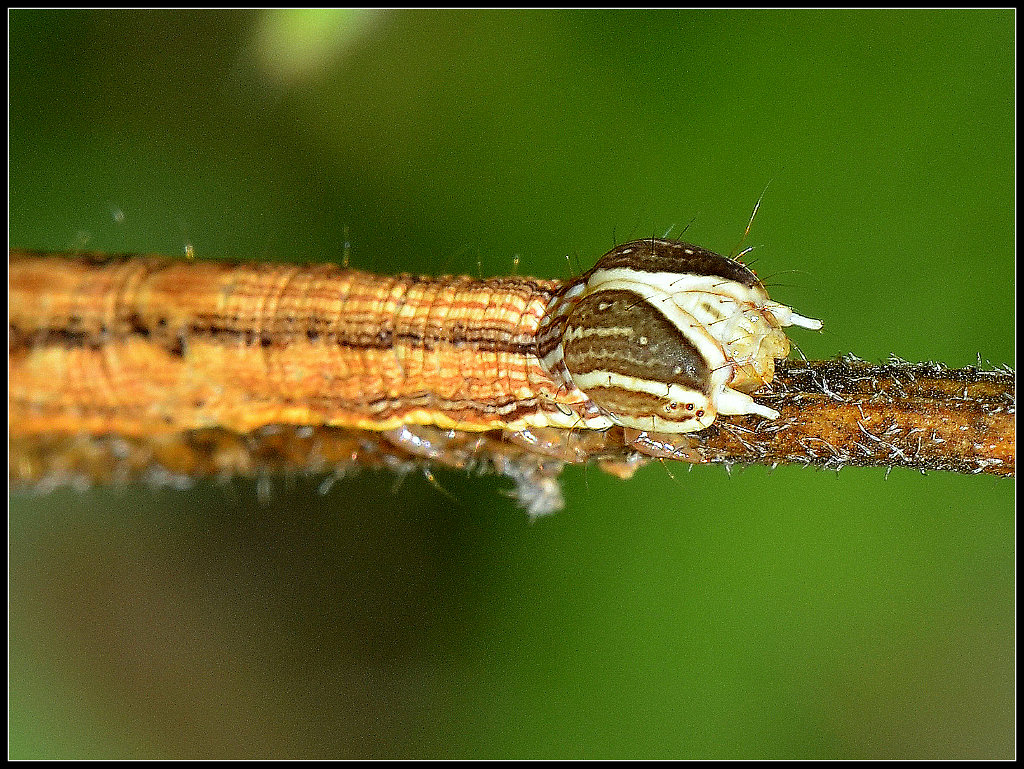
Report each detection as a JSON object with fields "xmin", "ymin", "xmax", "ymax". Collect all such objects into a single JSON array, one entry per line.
[{"xmin": 10, "ymin": 237, "xmax": 822, "ymax": 515}]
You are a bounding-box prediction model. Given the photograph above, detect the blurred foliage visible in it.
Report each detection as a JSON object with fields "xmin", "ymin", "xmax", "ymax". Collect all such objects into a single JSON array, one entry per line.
[{"xmin": 9, "ymin": 9, "xmax": 1014, "ymax": 758}]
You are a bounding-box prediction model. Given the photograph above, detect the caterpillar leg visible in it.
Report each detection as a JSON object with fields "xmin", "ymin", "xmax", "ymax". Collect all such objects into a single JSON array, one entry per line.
[{"xmin": 621, "ymin": 428, "xmax": 705, "ymax": 464}]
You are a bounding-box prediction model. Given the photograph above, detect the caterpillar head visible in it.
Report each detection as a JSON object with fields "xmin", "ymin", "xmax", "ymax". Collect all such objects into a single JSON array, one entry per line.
[{"xmin": 551, "ymin": 238, "xmax": 821, "ymax": 434}]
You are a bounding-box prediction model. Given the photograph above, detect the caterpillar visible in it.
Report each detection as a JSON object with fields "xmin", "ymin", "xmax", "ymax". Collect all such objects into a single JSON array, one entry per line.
[{"xmin": 9, "ymin": 238, "xmax": 821, "ymax": 514}]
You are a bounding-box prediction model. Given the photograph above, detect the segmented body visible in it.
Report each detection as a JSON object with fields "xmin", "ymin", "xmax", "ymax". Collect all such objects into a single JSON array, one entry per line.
[{"xmin": 9, "ymin": 254, "xmax": 586, "ymax": 437}]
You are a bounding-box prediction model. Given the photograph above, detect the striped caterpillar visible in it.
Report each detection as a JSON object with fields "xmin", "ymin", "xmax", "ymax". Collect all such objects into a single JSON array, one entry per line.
[{"xmin": 9, "ymin": 238, "xmax": 821, "ymax": 514}]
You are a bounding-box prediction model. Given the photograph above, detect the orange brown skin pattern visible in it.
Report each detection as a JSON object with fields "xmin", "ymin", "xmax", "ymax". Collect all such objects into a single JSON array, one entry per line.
[{"xmin": 9, "ymin": 252, "xmax": 590, "ymax": 439}]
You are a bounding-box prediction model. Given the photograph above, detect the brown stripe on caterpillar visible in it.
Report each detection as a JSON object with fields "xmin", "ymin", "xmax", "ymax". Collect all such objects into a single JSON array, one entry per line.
[
  {"xmin": 588, "ymin": 237, "xmax": 763, "ymax": 288},
  {"xmin": 9, "ymin": 322, "xmax": 546, "ymax": 357},
  {"xmin": 560, "ymin": 288, "xmax": 711, "ymax": 392}
]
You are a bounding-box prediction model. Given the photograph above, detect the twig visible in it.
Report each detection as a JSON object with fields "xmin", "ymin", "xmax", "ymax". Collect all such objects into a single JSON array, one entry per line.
[
  {"xmin": 10, "ymin": 357, "xmax": 1014, "ymax": 497},
  {"xmin": 700, "ymin": 356, "xmax": 1014, "ymax": 477}
]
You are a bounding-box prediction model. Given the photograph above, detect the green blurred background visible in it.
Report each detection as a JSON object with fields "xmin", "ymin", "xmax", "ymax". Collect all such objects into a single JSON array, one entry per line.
[{"xmin": 9, "ymin": 9, "xmax": 1014, "ymax": 759}]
